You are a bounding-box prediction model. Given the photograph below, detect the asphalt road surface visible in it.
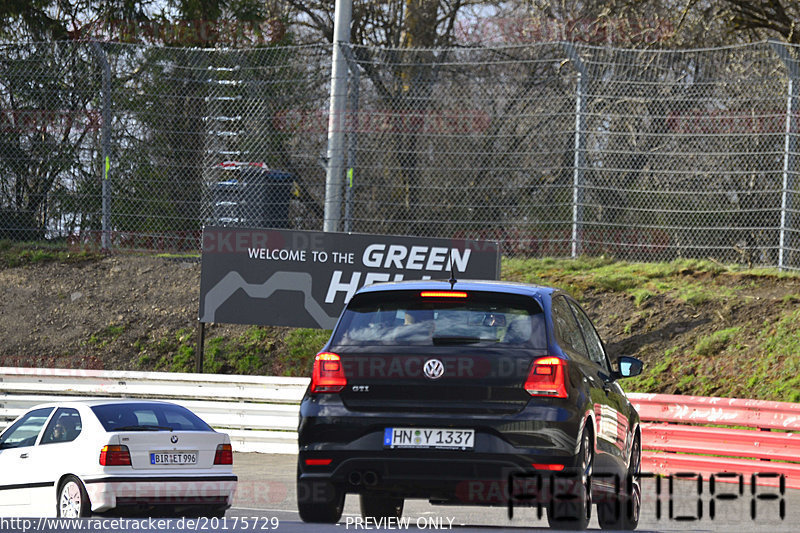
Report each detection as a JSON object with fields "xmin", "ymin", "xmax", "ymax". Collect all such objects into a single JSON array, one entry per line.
[
  {"xmin": 0, "ymin": 452, "xmax": 796, "ymax": 532},
  {"xmin": 228, "ymin": 453, "xmax": 798, "ymax": 533}
]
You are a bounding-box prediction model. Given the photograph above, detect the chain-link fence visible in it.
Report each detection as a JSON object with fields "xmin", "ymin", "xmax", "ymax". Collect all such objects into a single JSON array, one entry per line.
[
  {"xmin": 0, "ymin": 41, "xmax": 332, "ymax": 251},
  {"xmin": 0, "ymin": 41, "xmax": 798, "ymax": 268}
]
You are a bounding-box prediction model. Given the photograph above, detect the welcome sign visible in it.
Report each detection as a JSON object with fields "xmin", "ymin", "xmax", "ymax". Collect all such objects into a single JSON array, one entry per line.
[{"xmin": 199, "ymin": 227, "xmax": 501, "ymax": 329}]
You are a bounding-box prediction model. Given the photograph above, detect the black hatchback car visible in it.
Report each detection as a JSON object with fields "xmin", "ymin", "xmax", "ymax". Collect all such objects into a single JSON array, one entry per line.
[{"xmin": 297, "ymin": 280, "xmax": 643, "ymax": 530}]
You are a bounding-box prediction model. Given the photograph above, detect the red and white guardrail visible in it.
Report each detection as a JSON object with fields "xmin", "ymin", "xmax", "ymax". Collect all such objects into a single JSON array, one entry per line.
[
  {"xmin": 629, "ymin": 393, "xmax": 800, "ymax": 489},
  {"xmin": 1, "ymin": 367, "xmax": 799, "ymax": 488}
]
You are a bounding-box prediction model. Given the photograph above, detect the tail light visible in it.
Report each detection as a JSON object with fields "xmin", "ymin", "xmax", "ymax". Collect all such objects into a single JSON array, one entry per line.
[
  {"xmin": 99, "ymin": 445, "xmax": 131, "ymax": 466},
  {"xmin": 524, "ymin": 356, "xmax": 568, "ymax": 398},
  {"xmin": 311, "ymin": 352, "xmax": 347, "ymax": 393},
  {"xmin": 214, "ymin": 443, "xmax": 233, "ymax": 465},
  {"xmin": 532, "ymin": 463, "xmax": 565, "ymax": 471}
]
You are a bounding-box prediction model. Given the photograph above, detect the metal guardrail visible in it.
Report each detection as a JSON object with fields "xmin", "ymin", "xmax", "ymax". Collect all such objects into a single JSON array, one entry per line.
[
  {"xmin": 2, "ymin": 367, "xmax": 799, "ymax": 488},
  {"xmin": 0, "ymin": 367, "xmax": 309, "ymax": 454},
  {"xmin": 629, "ymin": 393, "xmax": 800, "ymax": 489}
]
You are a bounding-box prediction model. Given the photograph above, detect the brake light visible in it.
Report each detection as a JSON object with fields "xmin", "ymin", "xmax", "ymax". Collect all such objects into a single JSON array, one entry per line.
[
  {"xmin": 420, "ymin": 291, "xmax": 468, "ymax": 298},
  {"xmin": 214, "ymin": 443, "xmax": 233, "ymax": 465},
  {"xmin": 532, "ymin": 463, "xmax": 565, "ymax": 471},
  {"xmin": 99, "ymin": 445, "xmax": 131, "ymax": 466},
  {"xmin": 305, "ymin": 458, "xmax": 333, "ymax": 466},
  {"xmin": 311, "ymin": 352, "xmax": 347, "ymax": 393},
  {"xmin": 524, "ymin": 357, "xmax": 568, "ymax": 398}
]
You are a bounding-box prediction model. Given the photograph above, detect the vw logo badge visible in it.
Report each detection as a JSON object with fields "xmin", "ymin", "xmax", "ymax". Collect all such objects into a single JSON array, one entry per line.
[
  {"xmin": 170, "ymin": 435, "xmax": 178, "ymax": 444},
  {"xmin": 423, "ymin": 359, "xmax": 445, "ymax": 380}
]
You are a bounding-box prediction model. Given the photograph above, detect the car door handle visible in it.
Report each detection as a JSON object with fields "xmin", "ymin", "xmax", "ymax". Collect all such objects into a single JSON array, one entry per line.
[{"xmin": 19, "ymin": 453, "xmax": 28, "ymax": 459}]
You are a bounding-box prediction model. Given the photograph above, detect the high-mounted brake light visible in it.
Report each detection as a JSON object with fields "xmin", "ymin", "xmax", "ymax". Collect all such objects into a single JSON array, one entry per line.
[
  {"xmin": 420, "ymin": 291, "xmax": 468, "ymax": 298},
  {"xmin": 99, "ymin": 445, "xmax": 131, "ymax": 466},
  {"xmin": 524, "ymin": 356, "xmax": 568, "ymax": 398},
  {"xmin": 311, "ymin": 352, "xmax": 347, "ymax": 393},
  {"xmin": 214, "ymin": 443, "xmax": 233, "ymax": 465}
]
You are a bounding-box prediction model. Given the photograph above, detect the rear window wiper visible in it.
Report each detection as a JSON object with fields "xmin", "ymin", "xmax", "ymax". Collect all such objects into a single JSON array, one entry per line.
[
  {"xmin": 432, "ymin": 336, "xmax": 488, "ymax": 345},
  {"xmin": 113, "ymin": 425, "xmax": 173, "ymax": 431}
]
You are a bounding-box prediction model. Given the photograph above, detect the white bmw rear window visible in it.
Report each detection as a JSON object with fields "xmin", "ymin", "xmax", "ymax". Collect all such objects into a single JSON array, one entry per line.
[{"xmin": 91, "ymin": 403, "xmax": 212, "ymax": 432}]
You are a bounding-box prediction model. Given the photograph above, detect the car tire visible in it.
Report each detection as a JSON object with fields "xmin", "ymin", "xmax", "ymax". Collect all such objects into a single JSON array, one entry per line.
[
  {"xmin": 57, "ymin": 476, "xmax": 91, "ymax": 518},
  {"xmin": 547, "ymin": 428, "xmax": 592, "ymax": 531},
  {"xmin": 359, "ymin": 493, "xmax": 404, "ymax": 520},
  {"xmin": 597, "ymin": 434, "xmax": 641, "ymax": 531},
  {"xmin": 297, "ymin": 478, "xmax": 345, "ymax": 523}
]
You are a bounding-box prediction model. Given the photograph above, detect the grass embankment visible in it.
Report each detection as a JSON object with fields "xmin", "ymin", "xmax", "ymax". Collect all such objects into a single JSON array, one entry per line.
[
  {"xmin": 0, "ymin": 239, "xmax": 101, "ymax": 268},
  {"xmin": 127, "ymin": 326, "xmax": 331, "ymax": 378},
  {"xmin": 3, "ymin": 239, "xmax": 799, "ymax": 401},
  {"xmin": 504, "ymin": 257, "xmax": 800, "ymax": 402}
]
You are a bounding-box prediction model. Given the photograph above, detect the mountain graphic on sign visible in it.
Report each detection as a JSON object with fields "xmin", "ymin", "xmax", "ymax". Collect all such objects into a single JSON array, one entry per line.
[{"xmin": 200, "ymin": 271, "xmax": 338, "ymax": 328}]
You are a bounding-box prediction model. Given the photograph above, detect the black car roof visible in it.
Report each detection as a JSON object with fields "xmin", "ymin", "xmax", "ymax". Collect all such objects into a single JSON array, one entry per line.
[{"xmin": 354, "ymin": 279, "xmax": 556, "ymax": 298}]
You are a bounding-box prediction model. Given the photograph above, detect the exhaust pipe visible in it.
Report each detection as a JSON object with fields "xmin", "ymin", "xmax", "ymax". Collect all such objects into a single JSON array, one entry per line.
[
  {"xmin": 348, "ymin": 471, "xmax": 363, "ymax": 486},
  {"xmin": 363, "ymin": 470, "xmax": 379, "ymax": 487}
]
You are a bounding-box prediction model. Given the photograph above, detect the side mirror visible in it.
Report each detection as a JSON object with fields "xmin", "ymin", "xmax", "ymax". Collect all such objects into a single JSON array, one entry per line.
[{"xmin": 617, "ymin": 356, "xmax": 644, "ymax": 378}]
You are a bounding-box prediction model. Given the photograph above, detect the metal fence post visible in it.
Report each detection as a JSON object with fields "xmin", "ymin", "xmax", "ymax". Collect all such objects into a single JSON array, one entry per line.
[
  {"xmin": 323, "ymin": 0, "xmax": 352, "ymax": 233},
  {"xmin": 341, "ymin": 44, "xmax": 360, "ymax": 234},
  {"xmin": 771, "ymin": 41, "xmax": 799, "ymax": 271},
  {"xmin": 563, "ymin": 43, "xmax": 587, "ymax": 259},
  {"xmin": 91, "ymin": 42, "xmax": 112, "ymax": 252}
]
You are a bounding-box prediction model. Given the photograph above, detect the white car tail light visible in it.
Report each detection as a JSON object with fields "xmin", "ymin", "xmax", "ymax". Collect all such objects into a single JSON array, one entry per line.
[
  {"xmin": 100, "ymin": 445, "xmax": 131, "ymax": 466},
  {"xmin": 214, "ymin": 444, "xmax": 233, "ymax": 465}
]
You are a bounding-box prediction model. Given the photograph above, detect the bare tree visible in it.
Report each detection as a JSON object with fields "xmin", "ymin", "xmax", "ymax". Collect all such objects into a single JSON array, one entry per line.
[
  {"xmin": 579, "ymin": 0, "xmax": 800, "ymax": 47},
  {"xmin": 723, "ymin": 0, "xmax": 800, "ymax": 44}
]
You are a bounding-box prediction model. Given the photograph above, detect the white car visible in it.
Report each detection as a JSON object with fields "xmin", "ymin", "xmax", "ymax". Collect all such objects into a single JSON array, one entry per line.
[{"xmin": 0, "ymin": 399, "xmax": 237, "ymax": 518}]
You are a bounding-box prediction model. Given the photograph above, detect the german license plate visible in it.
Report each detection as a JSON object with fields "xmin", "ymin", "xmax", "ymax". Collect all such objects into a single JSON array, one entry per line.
[
  {"xmin": 150, "ymin": 452, "xmax": 197, "ymax": 465},
  {"xmin": 384, "ymin": 428, "xmax": 474, "ymax": 450}
]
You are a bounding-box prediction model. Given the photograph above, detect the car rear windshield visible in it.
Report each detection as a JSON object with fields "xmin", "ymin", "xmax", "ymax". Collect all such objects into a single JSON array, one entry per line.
[
  {"xmin": 91, "ymin": 403, "xmax": 213, "ymax": 432},
  {"xmin": 331, "ymin": 290, "xmax": 547, "ymax": 348}
]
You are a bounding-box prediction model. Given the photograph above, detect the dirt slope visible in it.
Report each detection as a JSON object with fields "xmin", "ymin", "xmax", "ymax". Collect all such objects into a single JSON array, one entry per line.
[
  {"xmin": 1, "ymin": 255, "xmax": 798, "ymax": 401},
  {"xmin": 1, "ymin": 255, "xmax": 206, "ymax": 370}
]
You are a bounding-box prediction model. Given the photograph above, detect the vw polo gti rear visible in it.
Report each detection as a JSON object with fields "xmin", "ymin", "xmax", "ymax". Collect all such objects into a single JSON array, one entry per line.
[{"xmin": 297, "ymin": 280, "xmax": 642, "ymax": 530}]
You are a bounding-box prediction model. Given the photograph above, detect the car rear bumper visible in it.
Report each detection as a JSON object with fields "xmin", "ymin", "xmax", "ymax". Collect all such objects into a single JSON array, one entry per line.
[
  {"xmin": 298, "ymin": 448, "xmax": 584, "ymax": 504},
  {"xmin": 298, "ymin": 397, "xmax": 592, "ymax": 504},
  {"xmin": 299, "ymin": 401, "xmax": 584, "ymax": 453},
  {"xmin": 83, "ymin": 475, "xmax": 238, "ymax": 513}
]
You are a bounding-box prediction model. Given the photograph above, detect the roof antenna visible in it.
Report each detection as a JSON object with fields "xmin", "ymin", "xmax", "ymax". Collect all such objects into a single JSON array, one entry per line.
[{"xmin": 448, "ymin": 247, "xmax": 457, "ymax": 290}]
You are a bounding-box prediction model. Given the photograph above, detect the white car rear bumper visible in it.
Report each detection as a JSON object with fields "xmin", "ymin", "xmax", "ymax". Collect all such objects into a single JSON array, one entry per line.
[{"xmin": 84, "ymin": 476, "xmax": 238, "ymax": 512}]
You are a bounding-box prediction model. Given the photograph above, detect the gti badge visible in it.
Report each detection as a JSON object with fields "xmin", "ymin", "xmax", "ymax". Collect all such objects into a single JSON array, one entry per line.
[
  {"xmin": 423, "ymin": 359, "xmax": 445, "ymax": 380},
  {"xmin": 170, "ymin": 435, "xmax": 179, "ymax": 444}
]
